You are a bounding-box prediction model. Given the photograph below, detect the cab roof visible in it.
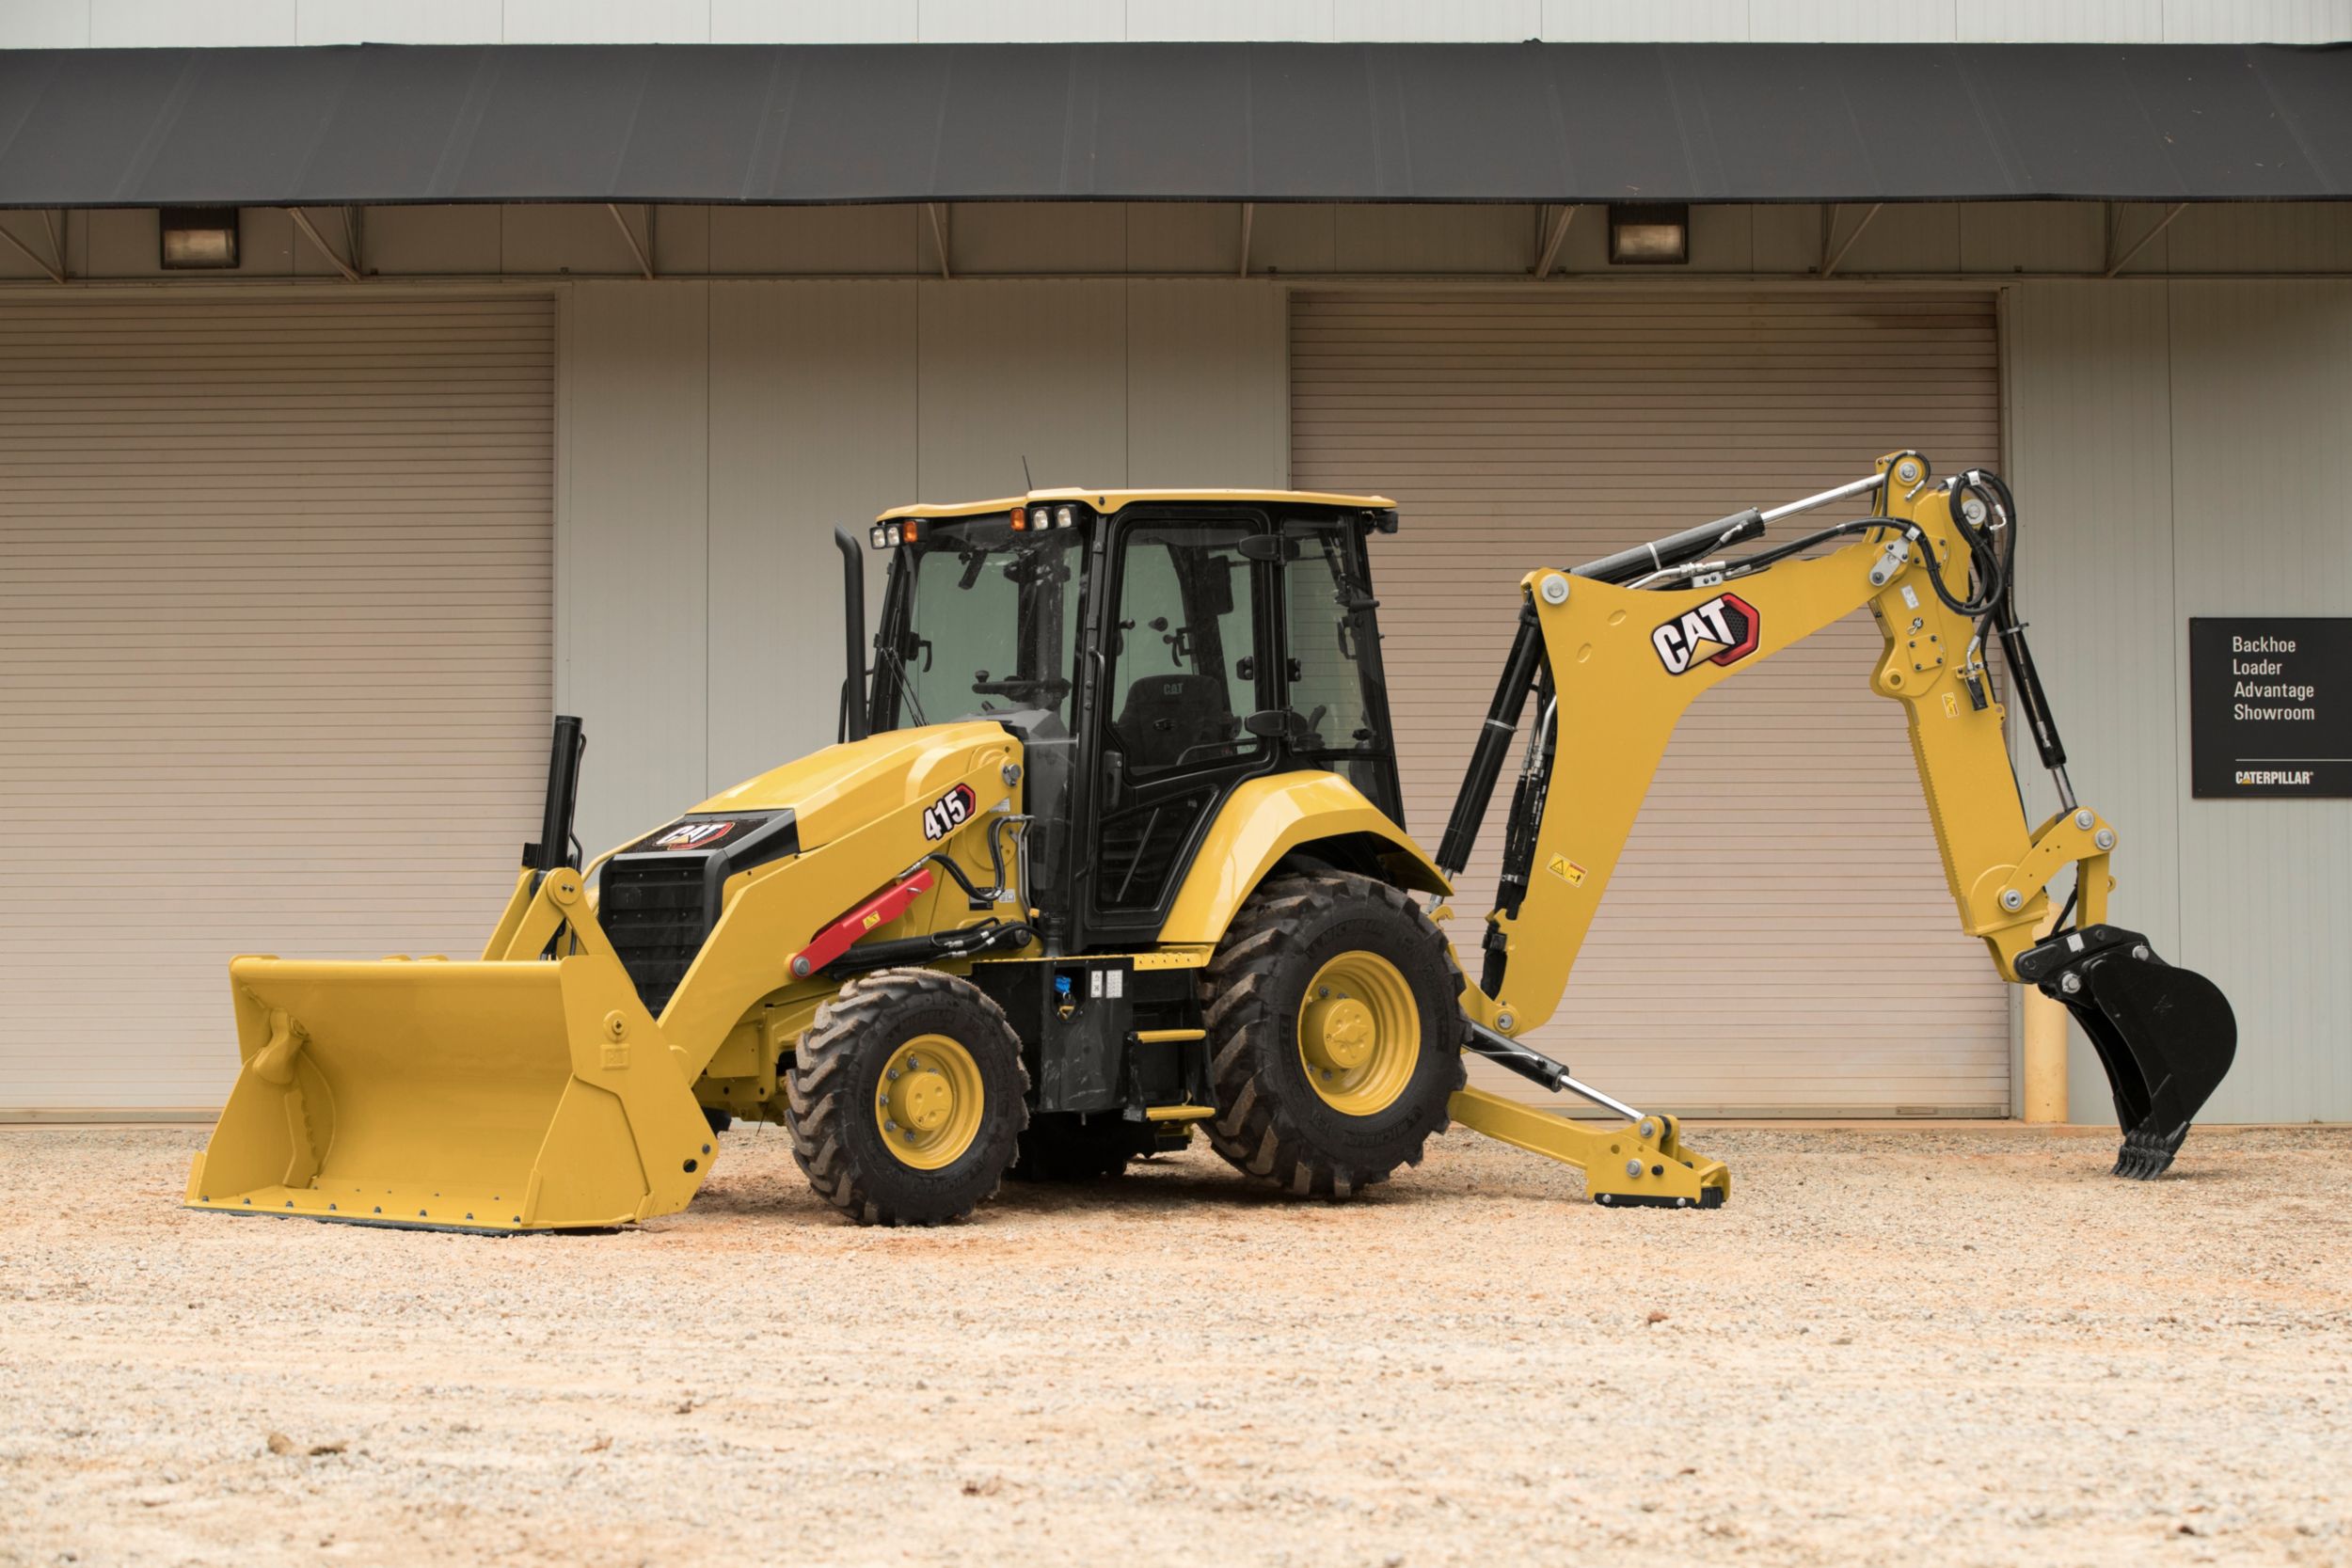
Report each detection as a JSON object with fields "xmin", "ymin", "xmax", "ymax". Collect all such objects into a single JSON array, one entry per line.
[{"xmin": 877, "ymin": 486, "xmax": 1396, "ymax": 522}]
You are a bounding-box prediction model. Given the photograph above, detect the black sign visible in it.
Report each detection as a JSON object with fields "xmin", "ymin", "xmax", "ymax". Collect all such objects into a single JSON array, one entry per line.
[{"xmin": 2189, "ymin": 618, "xmax": 2352, "ymax": 798}]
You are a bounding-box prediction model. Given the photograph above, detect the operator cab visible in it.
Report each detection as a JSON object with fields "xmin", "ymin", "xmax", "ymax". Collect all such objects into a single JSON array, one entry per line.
[{"xmin": 864, "ymin": 490, "xmax": 1404, "ymax": 948}]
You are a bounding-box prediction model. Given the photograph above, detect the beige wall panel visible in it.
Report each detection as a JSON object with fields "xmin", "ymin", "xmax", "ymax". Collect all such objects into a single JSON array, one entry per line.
[
  {"xmin": 1335, "ymin": 204, "xmax": 1536, "ymax": 276},
  {"xmin": 1682, "ymin": 205, "xmax": 1760, "ymax": 273},
  {"xmin": 1542, "ymin": 0, "xmax": 1747, "ymax": 40},
  {"xmin": 1336, "ymin": 0, "xmax": 1539, "ymax": 39},
  {"xmin": 505, "ymin": 205, "xmax": 648, "ymax": 278},
  {"xmin": 502, "ymin": 0, "xmax": 709, "ymax": 41},
  {"xmin": 1247, "ymin": 204, "xmax": 1341, "ymax": 276},
  {"xmin": 948, "ymin": 202, "xmax": 1130, "ymax": 276},
  {"xmin": 1292, "ymin": 291, "xmax": 2007, "ymax": 1116},
  {"xmin": 0, "ymin": 214, "xmax": 64, "ymax": 281},
  {"xmin": 706, "ymin": 283, "xmax": 920, "ymax": 784},
  {"xmin": 650, "ymin": 205, "xmax": 712, "ymax": 276},
  {"xmin": 1127, "ymin": 203, "xmax": 1248, "ymax": 275},
  {"xmin": 559, "ymin": 284, "xmax": 710, "ymax": 854},
  {"xmin": 0, "ymin": 292, "xmax": 552, "ymax": 1111},
  {"xmin": 709, "ymin": 206, "xmax": 923, "ymax": 276},
  {"xmin": 2162, "ymin": 0, "xmax": 2352, "ymax": 40},
  {"xmin": 1749, "ymin": 205, "xmax": 1823, "ymax": 274},
  {"xmin": 1131, "ymin": 0, "xmax": 1332, "ymax": 38},
  {"xmin": 2164, "ymin": 203, "xmax": 2352, "ymax": 275},
  {"xmin": 915, "ymin": 0, "xmax": 1122, "ymax": 41},
  {"xmin": 712, "ymin": 0, "xmax": 919, "ymax": 40},
  {"xmin": 1125, "ymin": 281, "xmax": 1287, "ymax": 487},
  {"xmin": 1960, "ymin": 202, "xmax": 2105, "ymax": 274},
  {"xmin": 19, "ymin": 0, "xmax": 2344, "ymax": 48},
  {"xmin": 89, "ymin": 0, "xmax": 295, "ymax": 46},
  {"xmin": 297, "ymin": 0, "xmax": 503, "ymax": 44},
  {"xmin": 1832, "ymin": 203, "xmax": 1963, "ymax": 274},
  {"xmin": 915, "ymin": 279, "xmax": 1129, "ymax": 499},
  {"xmin": 358, "ymin": 204, "xmax": 501, "ymax": 275},
  {"xmin": 2002, "ymin": 281, "xmax": 2184, "ymax": 1120},
  {"xmin": 2167, "ymin": 281, "xmax": 2352, "ymax": 1123},
  {"xmin": 0, "ymin": 1, "xmax": 90, "ymax": 46},
  {"xmin": 1749, "ymin": 0, "xmax": 1957, "ymax": 39},
  {"xmin": 1960, "ymin": 0, "xmax": 2163, "ymax": 40}
]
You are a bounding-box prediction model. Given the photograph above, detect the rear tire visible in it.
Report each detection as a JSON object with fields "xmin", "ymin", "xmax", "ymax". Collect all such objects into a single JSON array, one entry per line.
[
  {"xmin": 785, "ymin": 970, "xmax": 1027, "ymax": 1226},
  {"xmin": 1200, "ymin": 872, "xmax": 1466, "ymax": 1197}
]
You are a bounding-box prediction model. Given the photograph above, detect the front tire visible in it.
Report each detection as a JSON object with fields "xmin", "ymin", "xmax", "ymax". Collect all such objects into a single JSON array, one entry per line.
[
  {"xmin": 1200, "ymin": 872, "xmax": 1466, "ymax": 1197},
  {"xmin": 786, "ymin": 970, "xmax": 1027, "ymax": 1226}
]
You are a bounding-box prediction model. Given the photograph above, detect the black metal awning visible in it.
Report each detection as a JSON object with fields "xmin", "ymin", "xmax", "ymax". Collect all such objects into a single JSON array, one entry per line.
[{"xmin": 1, "ymin": 40, "xmax": 2345, "ymax": 210}]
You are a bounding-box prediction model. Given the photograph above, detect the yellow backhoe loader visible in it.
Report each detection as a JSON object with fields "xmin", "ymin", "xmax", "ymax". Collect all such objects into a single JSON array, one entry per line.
[{"xmin": 187, "ymin": 451, "xmax": 2236, "ymax": 1230}]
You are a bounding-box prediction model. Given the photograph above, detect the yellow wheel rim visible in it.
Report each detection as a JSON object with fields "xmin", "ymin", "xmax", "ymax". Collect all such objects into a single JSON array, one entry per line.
[
  {"xmin": 874, "ymin": 1033, "xmax": 985, "ymax": 1170},
  {"xmin": 1296, "ymin": 951, "xmax": 1419, "ymax": 1117}
]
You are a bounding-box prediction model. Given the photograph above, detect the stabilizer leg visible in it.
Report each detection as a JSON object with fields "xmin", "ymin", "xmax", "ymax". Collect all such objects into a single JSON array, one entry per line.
[{"xmin": 1449, "ymin": 1085, "xmax": 1729, "ymax": 1208}]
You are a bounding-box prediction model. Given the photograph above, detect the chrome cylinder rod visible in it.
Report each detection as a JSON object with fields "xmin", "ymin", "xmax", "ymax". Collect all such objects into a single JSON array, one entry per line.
[{"xmin": 1759, "ymin": 470, "xmax": 1887, "ymax": 525}]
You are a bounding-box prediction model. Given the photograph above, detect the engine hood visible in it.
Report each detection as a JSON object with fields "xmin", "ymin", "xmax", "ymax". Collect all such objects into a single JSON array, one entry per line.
[{"xmin": 690, "ymin": 721, "xmax": 1017, "ymax": 854}]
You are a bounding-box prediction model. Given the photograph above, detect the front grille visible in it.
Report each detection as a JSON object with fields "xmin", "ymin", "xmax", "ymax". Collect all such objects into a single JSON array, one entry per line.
[{"xmin": 600, "ymin": 860, "xmax": 713, "ymax": 1015}]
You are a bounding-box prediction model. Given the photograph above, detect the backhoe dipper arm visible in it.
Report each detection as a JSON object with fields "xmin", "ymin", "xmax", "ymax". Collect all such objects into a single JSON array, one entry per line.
[{"xmin": 1438, "ymin": 452, "xmax": 2235, "ymax": 1198}]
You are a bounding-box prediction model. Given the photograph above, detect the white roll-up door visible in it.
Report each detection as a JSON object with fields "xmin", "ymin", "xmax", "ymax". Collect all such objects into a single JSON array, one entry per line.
[
  {"xmin": 0, "ymin": 294, "xmax": 554, "ymax": 1115},
  {"xmin": 1292, "ymin": 292, "xmax": 2005, "ymax": 1117}
]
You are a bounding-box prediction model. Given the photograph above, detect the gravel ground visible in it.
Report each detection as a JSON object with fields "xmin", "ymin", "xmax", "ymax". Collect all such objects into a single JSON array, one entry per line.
[{"xmin": 2, "ymin": 1122, "xmax": 2347, "ymax": 1568}]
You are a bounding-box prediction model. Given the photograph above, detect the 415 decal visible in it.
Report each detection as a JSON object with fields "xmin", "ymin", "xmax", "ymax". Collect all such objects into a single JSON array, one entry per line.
[{"xmin": 921, "ymin": 784, "xmax": 978, "ymax": 841}]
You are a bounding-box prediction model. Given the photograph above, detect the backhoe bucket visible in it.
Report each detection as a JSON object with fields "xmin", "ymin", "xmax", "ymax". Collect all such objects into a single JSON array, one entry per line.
[
  {"xmin": 2017, "ymin": 926, "xmax": 2236, "ymax": 1180},
  {"xmin": 185, "ymin": 954, "xmax": 713, "ymax": 1230}
]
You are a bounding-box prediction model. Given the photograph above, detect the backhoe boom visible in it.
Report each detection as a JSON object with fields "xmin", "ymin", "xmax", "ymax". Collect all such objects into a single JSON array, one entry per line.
[{"xmin": 1438, "ymin": 451, "xmax": 2236, "ymax": 1197}]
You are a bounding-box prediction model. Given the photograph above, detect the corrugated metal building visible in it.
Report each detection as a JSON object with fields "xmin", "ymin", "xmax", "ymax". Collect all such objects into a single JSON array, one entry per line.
[{"xmin": 2, "ymin": 1, "xmax": 2347, "ymax": 1126}]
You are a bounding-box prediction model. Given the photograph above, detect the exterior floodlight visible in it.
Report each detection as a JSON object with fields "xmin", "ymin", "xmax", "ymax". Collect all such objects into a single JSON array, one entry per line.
[
  {"xmin": 1608, "ymin": 204, "xmax": 1688, "ymax": 265},
  {"xmin": 160, "ymin": 208, "xmax": 240, "ymax": 270}
]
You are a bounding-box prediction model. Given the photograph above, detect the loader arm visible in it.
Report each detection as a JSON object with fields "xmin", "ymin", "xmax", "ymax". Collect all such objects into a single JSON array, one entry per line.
[{"xmin": 1438, "ymin": 452, "xmax": 2236, "ymax": 1199}]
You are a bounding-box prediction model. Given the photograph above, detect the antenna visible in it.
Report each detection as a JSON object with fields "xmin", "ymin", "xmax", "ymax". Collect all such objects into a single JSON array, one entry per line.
[{"xmin": 1021, "ymin": 454, "xmax": 1033, "ymax": 490}]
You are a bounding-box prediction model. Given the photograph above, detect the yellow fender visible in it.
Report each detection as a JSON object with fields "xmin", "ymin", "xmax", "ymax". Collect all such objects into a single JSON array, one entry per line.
[{"xmin": 1156, "ymin": 771, "xmax": 1449, "ymax": 946}]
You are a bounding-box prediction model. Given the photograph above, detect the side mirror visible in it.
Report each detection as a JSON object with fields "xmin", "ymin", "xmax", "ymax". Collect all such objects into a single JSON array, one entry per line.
[{"xmin": 1243, "ymin": 709, "xmax": 1301, "ymax": 740}]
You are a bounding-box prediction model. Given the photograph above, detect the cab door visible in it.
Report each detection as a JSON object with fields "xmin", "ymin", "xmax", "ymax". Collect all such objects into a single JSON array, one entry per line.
[{"xmin": 1082, "ymin": 514, "xmax": 1279, "ymax": 943}]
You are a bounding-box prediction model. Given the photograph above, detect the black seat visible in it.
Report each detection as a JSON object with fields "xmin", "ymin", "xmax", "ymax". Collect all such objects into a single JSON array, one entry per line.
[{"xmin": 1116, "ymin": 673, "xmax": 1235, "ymax": 770}]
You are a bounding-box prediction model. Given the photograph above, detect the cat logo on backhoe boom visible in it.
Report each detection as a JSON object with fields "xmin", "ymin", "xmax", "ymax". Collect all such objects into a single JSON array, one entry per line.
[{"xmin": 1651, "ymin": 593, "xmax": 1760, "ymax": 675}]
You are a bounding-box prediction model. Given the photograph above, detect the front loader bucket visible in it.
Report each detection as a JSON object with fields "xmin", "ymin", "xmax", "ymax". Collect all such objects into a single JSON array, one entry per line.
[
  {"xmin": 2017, "ymin": 927, "xmax": 2237, "ymax": 1180},
  {"xmin": 185, "ymin": 955, "xmax": 713, "ymax": 1231}
]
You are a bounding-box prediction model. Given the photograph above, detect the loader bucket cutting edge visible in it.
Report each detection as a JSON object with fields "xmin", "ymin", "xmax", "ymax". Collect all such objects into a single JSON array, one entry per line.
[
  {"xmin": 2026, "ymin": 931, "xmax": 2236, "ymax": 1180},
  {"xmin": 185, "ymin": 956, "xmax": 713, "ymax": 1231}
]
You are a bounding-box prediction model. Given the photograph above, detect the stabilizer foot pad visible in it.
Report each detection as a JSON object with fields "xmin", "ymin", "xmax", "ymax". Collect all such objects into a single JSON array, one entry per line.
[{"xmin": 1595, "ymin": 1186, "xmax": 1726, "ymax": 1210}]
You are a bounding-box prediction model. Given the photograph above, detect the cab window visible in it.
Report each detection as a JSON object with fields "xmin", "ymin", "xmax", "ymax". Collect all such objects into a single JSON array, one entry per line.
[
  {"xmin": 1104, "ymin": 524, "xmax": 1264, "ymax": 777},
  {"xmin": 1281, "ymin": 521, "xmax": 1380, "ymax": 755}
]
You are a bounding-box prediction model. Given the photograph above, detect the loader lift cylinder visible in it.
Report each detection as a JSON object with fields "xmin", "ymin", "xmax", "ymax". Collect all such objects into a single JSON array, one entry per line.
[{"xmin": 525, "ymin": 714, "xmax": 585, "ymax": 874}]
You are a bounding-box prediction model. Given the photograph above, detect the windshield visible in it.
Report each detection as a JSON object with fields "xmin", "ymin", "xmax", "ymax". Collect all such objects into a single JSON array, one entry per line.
[{"xmin": 873, "ymin": 517, "xmax": 1087, "ymax": 732}]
